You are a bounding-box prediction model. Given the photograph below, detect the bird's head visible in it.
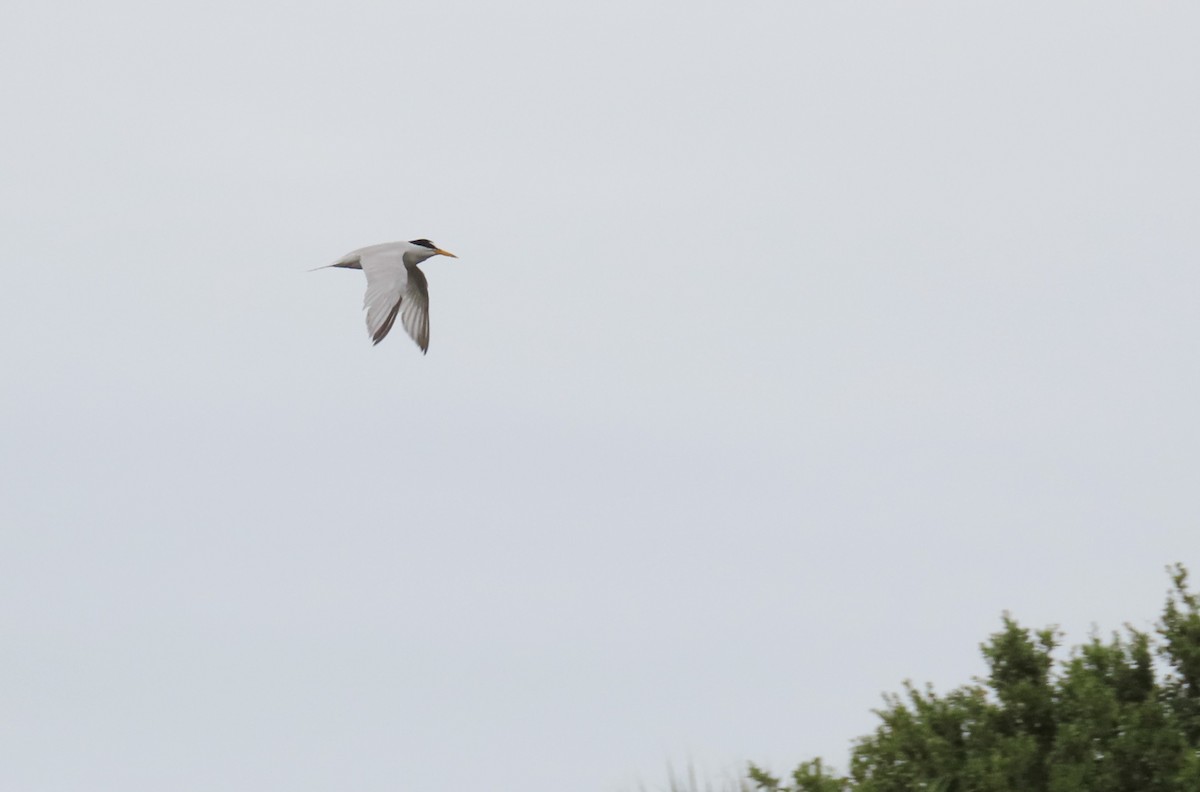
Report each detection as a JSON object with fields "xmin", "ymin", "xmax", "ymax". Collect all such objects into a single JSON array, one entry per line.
[{"xmin": 409, "ymin": 238, "xmax": 458, "ymax": 261}]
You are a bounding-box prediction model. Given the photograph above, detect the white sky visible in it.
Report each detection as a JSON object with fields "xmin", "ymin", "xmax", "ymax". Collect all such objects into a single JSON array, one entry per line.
[{"xmin": 2, "ymin": 2, "xmax": 1199, "ymax": 790}]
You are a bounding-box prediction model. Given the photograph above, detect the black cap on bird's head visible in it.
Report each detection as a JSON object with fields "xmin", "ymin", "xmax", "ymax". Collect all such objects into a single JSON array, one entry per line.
[{"xmin": 409, "ymin": 239, "xmax": 457, "ymax": 258}]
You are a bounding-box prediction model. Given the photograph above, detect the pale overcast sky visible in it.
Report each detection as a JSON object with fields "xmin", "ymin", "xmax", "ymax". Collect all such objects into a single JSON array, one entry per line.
[{"xmin": 2, "ymin": 2, "xmax": 1198, "ymax": 790}]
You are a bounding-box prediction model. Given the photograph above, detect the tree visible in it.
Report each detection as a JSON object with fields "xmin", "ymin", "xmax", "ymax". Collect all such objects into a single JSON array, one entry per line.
[{"xmin": 749, "ymin": 565, "xmax": 1200, "ymax": 792}]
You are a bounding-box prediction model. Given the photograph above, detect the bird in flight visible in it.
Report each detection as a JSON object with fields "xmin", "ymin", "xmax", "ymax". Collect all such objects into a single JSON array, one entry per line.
[{"xmin": 317, "ymin": 238, "xmax": 457, "ymax": 354}]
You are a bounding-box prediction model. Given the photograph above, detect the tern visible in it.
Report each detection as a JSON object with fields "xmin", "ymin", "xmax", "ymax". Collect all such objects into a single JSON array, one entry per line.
[{"xmin": 318, "ymin": 238, "xmax": 457, "ymax": 354}]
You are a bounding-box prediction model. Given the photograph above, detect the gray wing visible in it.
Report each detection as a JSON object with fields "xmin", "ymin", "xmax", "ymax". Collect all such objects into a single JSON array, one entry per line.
[
  {"xmin": 349, "ymin": 244, "xmax": 431, "ymax": 352},
  {"xmin": 398, "ymin": 266, "xmax": 430, "ymax": 353}
]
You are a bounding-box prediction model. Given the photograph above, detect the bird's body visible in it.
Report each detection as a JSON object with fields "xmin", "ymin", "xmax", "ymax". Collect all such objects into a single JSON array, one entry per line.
[{"xmin": 319, "ymin": 239, "xmax": 457, "ymax": 354}]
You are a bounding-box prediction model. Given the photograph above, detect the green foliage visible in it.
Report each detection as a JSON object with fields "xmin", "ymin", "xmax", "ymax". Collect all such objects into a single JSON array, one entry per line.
[
  {"xmin": 1160, "ymin": 564, "xmax": 1200, "ymax": 746},
  {"xmin": 750, "ymin": 565, "xmax": 1200, "ymax": 792},
  {"xmin": 749, "ymin": 759, "xmax": 848, "ymax": 792}
]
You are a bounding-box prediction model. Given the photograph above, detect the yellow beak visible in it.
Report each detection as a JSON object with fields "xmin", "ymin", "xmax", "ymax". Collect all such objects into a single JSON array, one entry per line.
[{"xmin": 434, "ymin": 248, "xmax": 458, "ymax": 258}]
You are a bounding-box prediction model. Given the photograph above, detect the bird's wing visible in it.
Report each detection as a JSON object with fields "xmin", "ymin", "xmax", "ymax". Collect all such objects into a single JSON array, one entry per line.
[
  {"xmin": 400, "ymin": 266, "xmax": 430, "ymax": 353},
  {"xmin": 355, "ymin": 244, "xmax": 430, "ymax": 352}
]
